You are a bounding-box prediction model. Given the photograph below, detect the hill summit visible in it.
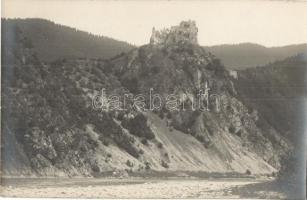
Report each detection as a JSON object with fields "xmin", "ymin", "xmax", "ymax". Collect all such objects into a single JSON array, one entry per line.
[{"xmin": 150, "ymin": 20, "xmax": 198, "ymax": 45}]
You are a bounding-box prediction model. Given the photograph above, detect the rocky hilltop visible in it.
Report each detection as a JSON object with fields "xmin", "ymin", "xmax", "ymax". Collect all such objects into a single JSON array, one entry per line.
[{"xmin": 2, "ymin": 21, "xmax": 293, "ymax": 177}]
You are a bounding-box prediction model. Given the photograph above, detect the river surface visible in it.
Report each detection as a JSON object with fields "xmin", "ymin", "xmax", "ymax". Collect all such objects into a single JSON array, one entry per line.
[{"xmin": 0, "ymin": 177, "xmax": 285, "ymax": 199}]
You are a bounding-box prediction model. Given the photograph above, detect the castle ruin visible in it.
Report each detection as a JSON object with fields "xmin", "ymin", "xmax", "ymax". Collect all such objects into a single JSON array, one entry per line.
[{"xmin": 150, "ymin": 20, "xmax": 198, "ymax": 45}]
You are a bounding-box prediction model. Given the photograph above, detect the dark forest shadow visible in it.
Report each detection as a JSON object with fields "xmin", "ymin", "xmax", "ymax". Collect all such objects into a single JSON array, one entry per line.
[{"xmin": 228, "ymin": 179, "xmax": 305, "ymax": 199}]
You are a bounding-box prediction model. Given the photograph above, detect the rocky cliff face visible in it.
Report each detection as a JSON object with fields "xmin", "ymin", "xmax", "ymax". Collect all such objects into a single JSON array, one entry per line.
[{"xmin": 2, "ymin": 21, "xmax": 292, "ymax": 177}]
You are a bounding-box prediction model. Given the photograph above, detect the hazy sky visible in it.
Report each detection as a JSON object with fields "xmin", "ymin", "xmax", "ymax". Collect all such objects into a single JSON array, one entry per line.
[{"xmin": 2, "ymin": 0, "xmax": 307, "ymax": 46}]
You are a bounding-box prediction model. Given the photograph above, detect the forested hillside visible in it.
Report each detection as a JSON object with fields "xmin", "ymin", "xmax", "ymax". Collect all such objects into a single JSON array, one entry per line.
[{"xmin": 2, "ymin": 18, "xmax": 134, "ymax": 62}]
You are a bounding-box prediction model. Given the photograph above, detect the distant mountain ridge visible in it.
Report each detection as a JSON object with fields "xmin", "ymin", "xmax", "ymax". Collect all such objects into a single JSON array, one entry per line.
[
  {"xmin": 204, "ymin": 43, "xmax": 307, "ymax": 69},
  {"xmin": 1, "ymin": 18, "xmax": 135, "ymax": 62},
  {"xmin": 2, "ymin": 18, "xmax": 306, "ymax": 69}
]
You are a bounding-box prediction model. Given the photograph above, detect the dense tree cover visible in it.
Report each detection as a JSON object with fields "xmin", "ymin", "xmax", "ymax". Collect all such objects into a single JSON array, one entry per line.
[{"xmin": 2, "ymin": 18, "xmax": 134, "ymax": 62}]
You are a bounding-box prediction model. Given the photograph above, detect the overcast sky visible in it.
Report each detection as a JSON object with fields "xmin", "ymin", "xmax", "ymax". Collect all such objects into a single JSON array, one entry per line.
[{"xmin": 3, "ymin": 0, "xmax": 307, "ymax": 47}]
